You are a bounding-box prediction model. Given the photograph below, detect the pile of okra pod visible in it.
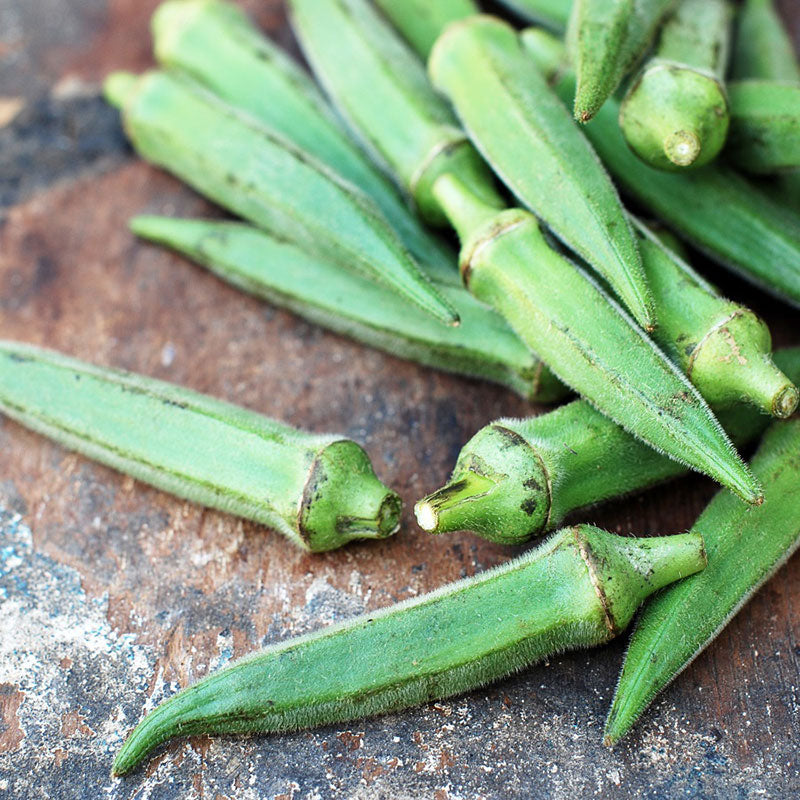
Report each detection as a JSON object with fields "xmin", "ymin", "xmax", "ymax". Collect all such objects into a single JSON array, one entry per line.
[{"xmin": 1, "ymin": 0, "xmax": 799, "ymax": 776}]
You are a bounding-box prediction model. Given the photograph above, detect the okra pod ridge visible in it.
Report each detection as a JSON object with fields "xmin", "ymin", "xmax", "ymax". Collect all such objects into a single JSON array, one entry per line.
[{"xmin": 112, "ymin": 524, "xmax": 706, "ymax": 775}]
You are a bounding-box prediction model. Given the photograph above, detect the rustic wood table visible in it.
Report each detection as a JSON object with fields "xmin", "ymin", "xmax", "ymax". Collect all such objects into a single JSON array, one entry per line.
[{"xmin": 1, "ymin": 2, "xmax": 799, "ymax": 797}]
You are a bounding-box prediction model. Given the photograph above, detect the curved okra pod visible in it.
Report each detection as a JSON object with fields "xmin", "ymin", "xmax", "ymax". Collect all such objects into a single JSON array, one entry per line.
[
  {"xmin": 0, "ymin": 341, "xmax": 401, "ymax": 552},
  {"xmin": 732, "ymin": 0, "xmax": 800, "ymax": 84},
  {"xmin": 567, "ymin": 0, "xmax": 676, "ymax": 122},
  {"xmin": 131, "ymin": 215, "xmax": 567, "ymax": 403},
  {"xmin": 429, "ymin": 16, "xmax": 654, "ymax": 329},
  {"xmin": 726, "ymin": 81, "xmax": 800, "ymax": 174},
  {"xmin": 150, "ymin": 0, "xmax": 458, "ymax": 287},
  {"xmin": 373, "ymin": 0, "xmax": 477, "ymax": 59},
  {"xmin": 112, "ymin": 524, "xmax": 706, "ymax": 775},
  {"xmin": 605, "ymin": 418, "xmax": 800, "ymax": 745},
  {"xmin": 522, "ymin": 27, "xmax": 800, "ymax": 309},
  {"xmin": 103, "ymin": 70, "xmax": 458, "ymax": 324},
  {"xmin": 633, "ymin": 219, "xmax": 798, "ymax": 417},
  {"xmin": 619, "ymin": 0, "xmax": 732, "ymax": 170},
  {"xmin": 290, "ymin": 0, "xmax": 761, "ymax": 504},
  {"xmin": 415, "ymin": 348, "xmax": 800, "ymax": 544}
]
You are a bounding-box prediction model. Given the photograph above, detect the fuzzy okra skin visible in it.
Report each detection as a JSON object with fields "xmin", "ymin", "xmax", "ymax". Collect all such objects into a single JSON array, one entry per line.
[
  {"xmin": 619, "ymin": 0, "xmax": 732, "ymax": 170},
  {"xmin": 149, "ymin": 0, "xmax": 458, "ymax": 288},
  {"xmin": 111, "ymin": 524, "xmax": 706, "ymax": 775},
  {"xmin": 131, "ymin": 215, "xmax": 567, "ymax": 403},
  {"xmin": 103, "ymin": 70, "xmax": 457, "ymax": 325},
  {"xmin": 0, "ymin": 341, "xmax": 401, "ymax": 552},
  {"xmin": 732, "ymin": 0, "xmax": 800, "ymax": 84},
  {"xmin": 290, "ymin": 0, "xmax": 761, "ymax": 504},
  {"xmin": 415, "ymin": 348, "xmax": 800, "ymax": 544},
  {"xmin": 605, "ymin": 418, "xmax": 800, "ymax": 745},
  {"xmin": 567, "ymin": 0, "xmax": 676, "ymax": 122},
  {"xmin": 522, "ymin": 28, "xmax": 800, "ymax": 310},
  {"xmin": 373, "ymin": 0, "xmax": 477, "ymax": 58},
  {"xmin": 632, "ymin": 219, "xmax": 798, "ymax": 417},
  {"xmin": 429, "ymin": 15, "xmax": 655, "ymax": 330},
  {"xmin": 726, "ymin": 81, "xmax": 800, "ymax": 174}
]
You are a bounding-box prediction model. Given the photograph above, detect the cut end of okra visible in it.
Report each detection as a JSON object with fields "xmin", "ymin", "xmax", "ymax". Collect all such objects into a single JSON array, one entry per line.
[
  {"xmin": 664, "ymin": 130, "xmax": 701, "ymax": 168},
  {"xmin": 414, "ymin": 470, "xmax": 497, "ymax": 534}
]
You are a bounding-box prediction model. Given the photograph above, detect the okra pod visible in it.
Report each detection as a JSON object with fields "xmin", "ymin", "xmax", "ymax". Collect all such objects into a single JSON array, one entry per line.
[
  {"xmin": 522, "ymin": 28, "xmax": 800, "ymax": 309},
  {"xmin": 605, "ymin": 417, "xmax": 800, "ymax": 744},
  {"xmin": 726, "ymin": 80, "xmax": 800, "ymax": 174},
  {"xmin": 732, "ymin": 0, "xmax": 800, "ymax": 84},
  {"xmin": 290, "ymin": 0, "xmax": 762, "ymax": 504},
  {"xmin": 131, "ymin": 215, "xmax": 567, "ymax": 403},
  {"xmin": 494, "ymin": 0, "xmax": 572, "ymax": 32},
  {"xmin": 112, "ymin": 524, "xmax": 706, "ymax": 775},
  {"xmin": 429, "ymin": 15, "xmax": 655, "ymax": 330},
  {"xmin": 103, "ymin": 70, "xmax": 458, "ymax": 324},
  {"xmin": 567, "ymin": 0, "xmax": 676, "ymax": 122},
  {"xmin": 619, "ymin": 0, "xmax": 732, "ymax": 170},
  {"xmin": 373, "ymin": 0, "xmax": 478, "ymax": 59},
  {"xmin": 150, "ymin": 0, "xmax": 458, "ymax": 287},
  {"xmin": 632, "ymin": 219, "xmax": 797, "ymax": 417},
  {"xmin": 0, "ymin": 341, "xmax": 401, "ymax": 552},
  {"xmin": 415, "ymin": 348, "xmax": 800, "ymax": 544}
]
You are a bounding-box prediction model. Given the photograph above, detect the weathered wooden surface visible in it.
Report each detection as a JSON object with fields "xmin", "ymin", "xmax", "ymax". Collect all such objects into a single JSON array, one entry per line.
[{"xmin": 0, "ymin": 1, "xmax": 798, "ymax": 797}]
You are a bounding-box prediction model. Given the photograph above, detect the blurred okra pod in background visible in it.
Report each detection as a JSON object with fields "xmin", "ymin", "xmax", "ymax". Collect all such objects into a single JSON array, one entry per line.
[
  {"xmin": 567, "ymin": 0, "xmax": 676, "ymax": 122},
  {"xmin": 0, "ymin": 341, "xmax": 401, "ymax": 552},
  {"xmin": 732, "ymin": 0, "xmax": 800, "ymax": 83},
  {"xmin": 290, "ymin": 0, "xmax": 762, "ymax": 504},
  {"xmin": 112, "ymin": 524, "xmax": 706, "ymax": 775},
  {"xmin": 429, "ymin": 15, "xmax": 655, "ymax": 330},
  {"xmin": 415, "ymin": 348, "xmax": 800, "ymax": 544},
  {"xmin": 494, "ymin": 0, "xmax": 572, "ymax": 32},
  {"xmin": 726, "ymin": 81, "xmax": 800, "ymax": 174},
  {"xmin": 150, "ymin": 0, "xmax": 459, "ymax": 287},
  {"xmin": 131, "ymin": 215, "xmax": 567, "ymax": 403},
  {"xmin": 619, "ymin": 0, "xmax": 733, "ymax": 170},
  {"xmin": 605, "ymin": 417, "xmax": 800, "ymax": 745},
  {"xmin": 103, "ymin": 70, "xmax": 458, "ymax": 324},
  {"xmin": 522, "ymin": 27, "xmax": 800, "ymax": 309}
]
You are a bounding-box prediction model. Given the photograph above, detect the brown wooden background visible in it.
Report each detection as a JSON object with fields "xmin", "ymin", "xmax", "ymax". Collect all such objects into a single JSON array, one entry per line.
[{"xmin": 1, "ymin": 2, "xmax": 798, "ymax": 797}]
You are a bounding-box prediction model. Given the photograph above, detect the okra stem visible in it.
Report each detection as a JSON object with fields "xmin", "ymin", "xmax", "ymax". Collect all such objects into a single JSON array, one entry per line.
[
  {"xmin": 112, "ymin": 524, "xmax": 706, "ymax": 775},
  {"xmin": 0, "ymin": 341, "xmax": 401, "ymax": 552}
]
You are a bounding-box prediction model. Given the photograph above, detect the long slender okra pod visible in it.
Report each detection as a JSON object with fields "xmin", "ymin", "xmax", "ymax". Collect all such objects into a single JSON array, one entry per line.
[
  {"xmin": 619, "ymin": 0, "xmax": 732, "ymax": 170},
  {"xmin": 415, "ymin": 348, "xmax": 800, "ymax": 544},
  {"xmin": 373, "ymin": 0, "xmax": 477, "ymax": 59},
  {"xmin": 150, "ymin": 0, "xmax": 458, "ymax": 287},
  {"xmin": 605, "ymin": 418, "xmax": 800, "ymax": 745},
  {"xmin": 111, "ymin": 524, "xmax": 706, "ymax": 775},
  {"xmin": 632, "ymin": 219, "xmax": 797, "ymax": 417},
  {"xmin": 0, "ymin": 341, "xmax": 401, "ymax": 552},
  {"xmin": 429, "ymin": 15, "xmax": 655, "ymax": 330},
  {"xmin": 725, "ymin": 81, "xmax": 800, "ymax": 174},
  {"xmin": 103, "ymin": 70, "xmax": 457, "ymax": 324},
  {"xmin": 732, "ymin": 0, "xmax": 800, "ymax": 84},
  {"xmin": 290, "ymin": 0, "xmax": 761, "ymax": 504},
  {"xmin": 494, "ymin": 0, "xmax": 572, "ymax": 32},
  {"xmin": 131, "ymin": 215, "xmax": 567, "ymax": 403},
  {"xmin": 567, "ymin": 0, "xmax": 676, "ymax": 122},
  {"xmin": 522, "ymin": 27, "xmax": 800, "ymax": 309}
]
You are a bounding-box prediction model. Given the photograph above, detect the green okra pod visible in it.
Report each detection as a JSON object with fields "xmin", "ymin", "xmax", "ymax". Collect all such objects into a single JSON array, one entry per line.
[
  {"xmin": 150, "ymin": 0, "xmax": 458, "ymax": 287},
  {"xmin": 619, "ymin": 0, "xmax": 732, "ymax": 170},
  {"xmin": 732, "ymin": 0, "xmax": 800, "ymax": 84},
  {"xmin": 632, "ymin": 219, "xmax": 798, "ymax": 417},
  {"xmin": 112, "ymin": 523, "xmax": 706, "ymax": 775},
  {"xmin": 494, "ymin": 0, "xmax": 572, "ymax": 32},
  {"xmin": 567, "ymin": 0, "xmax": 676, "ymax": 122},
  {"xmin": 290, "ymin": 0, "xmax": 761, "ymax": 504},
  {"xmin": 131, "ymin": 215, "xmax": 567, "ymax": 403},
  {"xmin": 103, "ymin": 70, "xmax": 457, "ymax": 324},
  {"xmin": 373, "ymin": 0, "xmax": 478, "ymax": 59},
  {"xmin": 414, "ymin": 348, "xmax": 800, "ymax": 544},
  {"xmin": 605, "ymin": 417, "xmax": 800, "ymax": 745},
  {"xmin": 726, "ymin": 80, "xmax": 800, "ymax": 174},
  {"xmin": 0, "ymin": 341, "xmax": 401, "ymax": 552},
  {"xmin": 429, "ymin": 15, "xmax": 655, "ymax": 330},
  {"xmin": 522, "ymin": 28, "xmax": 800, "ymax": 309}
]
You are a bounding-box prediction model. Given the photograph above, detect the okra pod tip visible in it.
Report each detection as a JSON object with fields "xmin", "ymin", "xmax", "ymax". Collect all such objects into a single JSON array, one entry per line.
[{"xmin": 104, "ymin": 71, "xmax": 137, "ymax": 109}]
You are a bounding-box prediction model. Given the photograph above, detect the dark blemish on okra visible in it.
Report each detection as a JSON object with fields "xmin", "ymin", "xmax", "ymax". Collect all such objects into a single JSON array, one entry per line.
[{"xmin": 520, "ymin": 498, "xmax": 538, "ymax": 516}]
